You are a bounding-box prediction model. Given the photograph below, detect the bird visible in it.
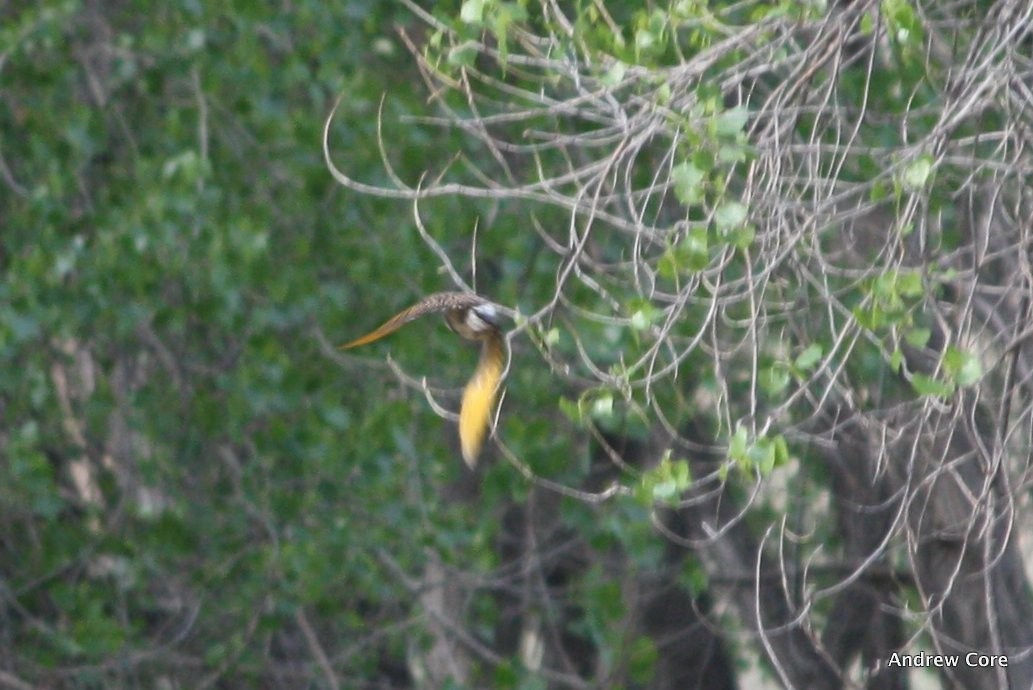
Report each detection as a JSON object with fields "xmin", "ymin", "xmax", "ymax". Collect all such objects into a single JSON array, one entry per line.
[{"xmin": 339, "ymin": 291, "xmax": 505, "ymax": 467}]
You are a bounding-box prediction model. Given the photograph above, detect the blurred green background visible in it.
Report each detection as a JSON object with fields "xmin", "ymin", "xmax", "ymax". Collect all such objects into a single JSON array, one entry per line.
[
  {"xmin": 1, "ymin": 2, "xmax": 542, "ymax": 686},
  {"xmin": 6, "ymin": 1, "xmax": 1030, "ymax": 688}
]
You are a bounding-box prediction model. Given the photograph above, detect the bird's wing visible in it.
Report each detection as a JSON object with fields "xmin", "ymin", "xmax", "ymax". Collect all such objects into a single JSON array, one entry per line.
[
  {"xmin": 459, "ymin": 329, "xmax": 505, "ymax": 467},
  {"xmin": 339, "ymin": 292, "xmax": 487, "ymax": 350}
]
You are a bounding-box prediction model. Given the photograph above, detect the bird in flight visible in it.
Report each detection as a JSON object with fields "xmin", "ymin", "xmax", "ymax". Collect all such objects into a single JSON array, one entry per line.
[{"xmin": 339, "ymin": 292, "xmax": 505, "ymax": 467}]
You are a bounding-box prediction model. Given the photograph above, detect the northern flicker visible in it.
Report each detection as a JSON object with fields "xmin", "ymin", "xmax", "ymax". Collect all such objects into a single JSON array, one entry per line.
[{"xmin": 340, "ymin": 292, "xmax": 505, "ymax": 467}]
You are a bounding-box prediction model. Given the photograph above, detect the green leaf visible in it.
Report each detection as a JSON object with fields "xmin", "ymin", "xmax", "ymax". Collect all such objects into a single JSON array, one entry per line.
[
  {"xmin": 162, "ymin": 150, "xmax": 205, "ymax": 183},
  {"xmin": 320, "ymin": 406, "xmax": 351, "ymax": 431},
  {"xmin": 629, "ymin": 636, "xmax": 659, "ymax": 683},
  {"xmin": 794, "ymin": 344, "xmax": 823, "ymax": 371},
  {"xmin": 718, "ymin": 143, "xmax": 747, "ymax": 163},
  {"xmin": 902, "ymin": 155, "xmax": 933, "ymax": 190},
  {"xmin": 672, "ymin": 459, "xmax": 691, "ymax": 486},
  {"xmin": 958, "ymin": 358, "xmax": 982, "ymax": 388},
  {"xmin": 460, "ymin": 0, "xmax": 488, "ymax": 24},
  {"xmin": 658, "ymin": 248, "xmax": 680, "ymax": 280},
  {"xmin": 652, "ymin": 479, "xmax": 679, "ymax": 501},
  {"xmin": 905, "ymin": 327, "xmax": 931, "ymax": 348},
  {"xmin": 489, "ymin": 3, "xmax": 527, "ymax": 64},
  {"xmin": 911, "ymin": 372, "xmax": 955, "ymax": 397},
  {"xmin": 628, "ymin": 299, "xmax": 661, "ymax": 331},
  {"xmin": 633, "ymin": 479, "xmax": 654, "ymax": 506},
  {"xmin": 641, "ymin": 455, "xmax": 692, "ymax": 505},
  {"xmin": 860, "ymin": 12, "xmax": 875, "ymax": 34},
  {"xmin": 635, "ymin": 25, "xmax": 658, "ymax": 54},
  {"xmin": 684, "ymin": 227, "xmax": 709, "ymax": 270},
  {"xmin": 726, "ymin": 428, "xmax": 789, "ymax": 477},
  {"xmin": 656, "ymin": 81, "xmax": 672, "ymax": 104},
  {"xmin": 661, "ymin": 244, "xmax": 685, "ymax": 276},
  {"xmin": 659, "ymin": 228, "xmax": 709, "ymax": 278},
  {"xmin": 634, "ymin": 9, "xmax": 667, "ymax": 57},
  {"xmin": 761, "ymin": 365, "xmax": 790, "ymax": 395},
  {"xmin": 896, "ymin": 270, "xmax": 923, "ymax": 297},
  {"xmin": 600, "ymin": 61, "xmax": 627, "ymax": 87},
  {"xmin": 943, "ymin": 346, "xmax": 982, "ymax": 387},
  {"xmin": 715, "ymin": 106, "xmax": 749, "ymax": 137},
  {"xmin": 558, "ymin": 396, "xmax": 583, "ymax": 425},
  {"xmin": 883, "ymin": 0, "xmax": 924, "ymax": 43},
  {"xmin": 729, "ymin": 224, "xmax": 755, "ymax": 250},
  {"xmin": 590, "ymin": 394, "xmax": 614, "ymax": 420},
  {"xmin": 728, "ymin": 425, "xmax": 748, "ymax": 461},
  {"xmin": 754, "ymin": 435, "xmax": 788, "ymax": 476},
  {"xmin": 447, "ymin": 42, "xmax": 479, "ymax": 68},
  {"xmin": 715, "ymin": 201, "xmax": 748, "ymax": 229},
  {"xmin": 672, "ymin": 162, "xmax": 704, "ymax": 205},
  {"xmin": 717, "ymin": 462, "xmax": 730, "ymax": 482},
  {"xmin": 772, "ymin": 435, "xmax": 789, "ymax": 468}
]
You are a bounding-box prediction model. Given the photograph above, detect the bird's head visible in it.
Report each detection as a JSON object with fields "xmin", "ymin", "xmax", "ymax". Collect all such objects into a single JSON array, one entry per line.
[{"xmin": 447, "ymin": 302, "xmax": 500, "ymax": 341}]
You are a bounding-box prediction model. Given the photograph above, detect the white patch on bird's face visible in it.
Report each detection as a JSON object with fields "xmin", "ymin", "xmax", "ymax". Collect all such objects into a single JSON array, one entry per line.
[{"xmin": 467, "ymin": 304, "xmax": 498, "ymax": 333}]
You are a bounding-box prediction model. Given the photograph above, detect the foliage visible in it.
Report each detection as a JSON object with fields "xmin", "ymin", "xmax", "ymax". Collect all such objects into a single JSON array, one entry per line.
[
  {"xmin": 323, "ymin": 0, "xmax": 1033, "ymax": 688},
  {"xmin": 0, "ymin": 1, "xmax": 455, "ymax": 687},
  {"xmin": 2, "ymin": 0, "xmax": 1033, "ymax": 689}
]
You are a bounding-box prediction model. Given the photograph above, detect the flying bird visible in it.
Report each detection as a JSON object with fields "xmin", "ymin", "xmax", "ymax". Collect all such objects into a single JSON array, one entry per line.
[{"xmin": 339, "ymin": 292, "xmax": 505, "ymax": 467}]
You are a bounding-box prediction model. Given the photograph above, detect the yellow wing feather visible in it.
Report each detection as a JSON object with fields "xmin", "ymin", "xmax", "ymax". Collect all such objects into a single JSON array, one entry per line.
[{"xmin": 459, "ymin": 331, "xmax": 505, "ymax": 467}]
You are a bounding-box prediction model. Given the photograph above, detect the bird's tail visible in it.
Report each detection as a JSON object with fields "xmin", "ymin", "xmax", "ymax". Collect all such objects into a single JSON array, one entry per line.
[{"xmin": 459, "ymin": 332, "xmax": 505, "ymax": 467}]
